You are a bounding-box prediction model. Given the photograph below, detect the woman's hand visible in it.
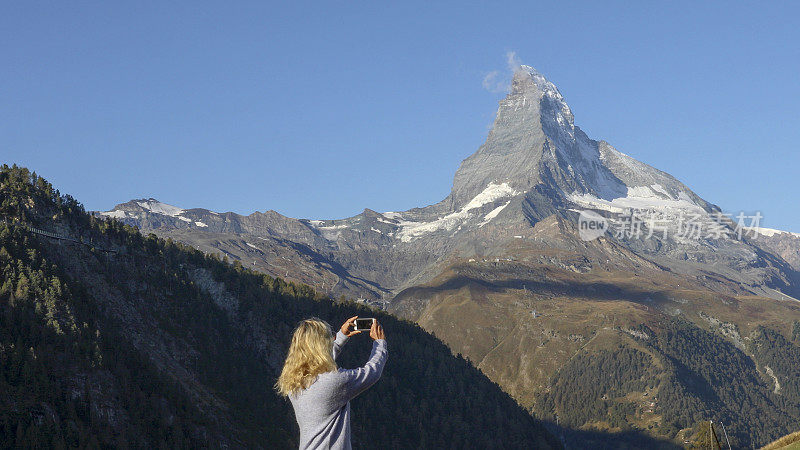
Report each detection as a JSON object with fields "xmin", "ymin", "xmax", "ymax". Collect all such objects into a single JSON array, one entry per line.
[
  {"xmin": 340, "ymin": 316, "xmax": 361, "ymax": 337},
  {"xmin": 370, "ymin": 320, "xmax": 385, "ymax": 341}
]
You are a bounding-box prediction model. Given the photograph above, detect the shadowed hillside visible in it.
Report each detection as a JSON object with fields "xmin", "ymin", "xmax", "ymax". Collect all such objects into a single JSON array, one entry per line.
[{"xmin": 0, "ymin": 164, "xmax": 559, "ymax": 448}]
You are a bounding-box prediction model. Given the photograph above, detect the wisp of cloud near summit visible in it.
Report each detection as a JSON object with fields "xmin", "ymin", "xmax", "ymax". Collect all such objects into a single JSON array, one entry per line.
[{"xmin": 482, "ymin": 51, "xmax": 524, "ymax": 93}]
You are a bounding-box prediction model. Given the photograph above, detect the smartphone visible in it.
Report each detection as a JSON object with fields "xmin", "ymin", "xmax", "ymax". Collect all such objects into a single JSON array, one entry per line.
[{"xmin": 354, "ymin": 318, "xmax": 375, "ymax": 331}]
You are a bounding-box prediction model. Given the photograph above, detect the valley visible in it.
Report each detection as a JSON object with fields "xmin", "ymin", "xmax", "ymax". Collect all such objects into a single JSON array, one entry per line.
[{"xmin": 85, "ymin": 65, "xmax": 800, "ymax": 447}]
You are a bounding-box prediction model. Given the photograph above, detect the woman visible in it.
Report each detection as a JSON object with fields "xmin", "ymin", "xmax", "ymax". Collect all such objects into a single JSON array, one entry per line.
[{"xmin": 276, "ymin": 316, "xmax": 387, "ymax": 450}]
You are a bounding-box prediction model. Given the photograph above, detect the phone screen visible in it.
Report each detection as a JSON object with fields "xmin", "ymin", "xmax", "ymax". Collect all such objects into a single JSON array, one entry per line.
[{"xmin": 355, "ymin": 318, "xmax": 374, "ymax": 331}]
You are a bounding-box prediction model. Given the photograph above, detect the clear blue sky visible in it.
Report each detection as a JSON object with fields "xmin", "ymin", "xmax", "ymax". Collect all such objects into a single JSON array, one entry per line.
[{"xmin": 2, "ymin": 2, "xmax": 799, "ymax": 231}]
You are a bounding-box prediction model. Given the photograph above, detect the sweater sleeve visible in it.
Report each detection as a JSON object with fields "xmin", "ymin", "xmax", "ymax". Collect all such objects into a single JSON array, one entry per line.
[
  {"xmin": 332, "ymin": 331, "xmax": 349, "ymax": 361},
  {"xmin": 338, "ymin": 339, "xmax": 388, "ymax": 402}
]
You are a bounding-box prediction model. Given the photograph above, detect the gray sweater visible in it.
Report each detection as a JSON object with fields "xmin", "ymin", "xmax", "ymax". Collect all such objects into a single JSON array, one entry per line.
[{"xmin": 288, "ymin": 331, "xmax": 388, "ymax": 450}]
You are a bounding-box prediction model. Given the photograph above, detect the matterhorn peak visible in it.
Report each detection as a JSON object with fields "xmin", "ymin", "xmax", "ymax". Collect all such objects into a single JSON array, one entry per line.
[
  {"xmin": 449, "ymin": 65, "xmax": 585, "ymax": 207},
  {"xmin": 512, "ymin": 65, "xmax": 559, "ymax": 95},
  {"xmin": 507, "ymin": 65, "xmax": 574, "ymax": 129}
]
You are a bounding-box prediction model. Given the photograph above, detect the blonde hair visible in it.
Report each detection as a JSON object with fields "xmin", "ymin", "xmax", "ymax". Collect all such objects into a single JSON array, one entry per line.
[{"xmin": 275, "ymin": 318, "xmax": 337, "ymax": 396}]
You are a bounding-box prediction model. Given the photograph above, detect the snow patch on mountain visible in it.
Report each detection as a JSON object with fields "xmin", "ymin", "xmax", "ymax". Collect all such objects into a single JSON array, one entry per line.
[
  {"xmin": 99, "ymin": 210, "xmax": 127, "ymax": 219},
  {"xmin": 195, "ymin": 221, "xmax": 208, "ymax": 227},
  {"xmin": 464, "ymin": 182, "xmax": 519, "ymax": 210},
  {"xmin": 316, "ymin": 224, "xmax": 349, "ymax": 230},
  {"xmin": 567, "ymin": 185, "xmax": 704, "ymax": 214},
  {"xmin": 479, "ymin": 201, "xmax": 511, "ymax": 227},
  {"xmin": 397, "ymin": 182, "xmax": 519, "ymax": 242},
  {"xmin": 746, "ymin": 227, "xmax": 800, "ymax": 238},
  {"xmin": 311, "ymin": 222, "xmax": 350, "ymax": 240},
  {"xmin": 135, "ymin": 199, "xmax": 185, "ymax": 217}
]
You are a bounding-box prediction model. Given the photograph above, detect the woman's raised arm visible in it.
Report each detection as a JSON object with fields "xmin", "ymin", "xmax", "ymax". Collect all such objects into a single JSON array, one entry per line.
[
  {"xmin": 332, "ymin": 316, "xmax": 361, "ymax": 360},
  {"xmin": 338, "ymin": 321, "xmax": 387, "ymax": 401}
]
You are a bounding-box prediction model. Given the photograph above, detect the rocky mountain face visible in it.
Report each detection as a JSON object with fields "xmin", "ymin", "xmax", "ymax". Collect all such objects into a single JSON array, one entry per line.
[
  {"xmin": 99, "ymin": 66, "xmax": 798, "ymax": 305},
  {"xmin": 749, "ymin": 228, "xmax": 800, "ymax": 271},
  {"xmin": 96, "ymin": 66, "xmax": 800, "ymax": 446}
]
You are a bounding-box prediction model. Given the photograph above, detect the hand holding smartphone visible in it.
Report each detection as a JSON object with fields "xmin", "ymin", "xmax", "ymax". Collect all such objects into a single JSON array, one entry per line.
[
  {"xmin": 342, "ymin": 317, "xmax": 385, "ymax": 340},
  {"xmin": 354, "ymin": 318, "xmax": 375, "ymax": 331},
  {"xmin": 369, "ymin": 320, "xmax": 385, "ymax": 341}
]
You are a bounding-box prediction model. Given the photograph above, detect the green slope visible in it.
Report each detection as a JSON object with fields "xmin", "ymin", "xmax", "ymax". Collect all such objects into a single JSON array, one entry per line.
[{"xmin": 762, "ymin": 431, "xmax": 800, "ymax": 450}]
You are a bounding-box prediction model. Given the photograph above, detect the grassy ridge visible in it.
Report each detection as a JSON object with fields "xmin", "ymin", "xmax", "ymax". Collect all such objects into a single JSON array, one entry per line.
[{"xmin": 762, "ymin": 431, "xmax": 800, "ymax": 450}]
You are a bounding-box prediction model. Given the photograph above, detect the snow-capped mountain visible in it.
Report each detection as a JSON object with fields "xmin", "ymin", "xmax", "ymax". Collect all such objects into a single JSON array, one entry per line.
[
  {"xmin": 747, "ymin": 227, "xmax": 800, "ymax": 271},
  {"xmin": 101, "ymin": 198, "xmax": 210, "ymax": 228},
  {"xmin": 94, "ymin": 65, "xmax": 800, "ymax": 447},
  {"xmin": 97, "ymin": 66, "xmax": 800, "ymax": 302}
]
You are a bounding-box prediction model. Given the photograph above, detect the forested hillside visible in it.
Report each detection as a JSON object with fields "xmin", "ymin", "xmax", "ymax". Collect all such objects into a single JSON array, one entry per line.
[
  {"xmin": 391, "ymin": 254, "xmax": 800, "ymax": 448},
  {"xmin": 0, "ymin": 165, "xmax": 559, "ymax": 448},
  {"xmin": 533, "ymin": 320, "xmax": 800, "ymax": 448}
]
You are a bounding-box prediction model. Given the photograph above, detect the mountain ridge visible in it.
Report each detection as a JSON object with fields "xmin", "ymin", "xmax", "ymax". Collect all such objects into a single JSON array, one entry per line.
[{"xmin": 98, "ymin": 66, "xmax": 799, "ymax": 304}]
